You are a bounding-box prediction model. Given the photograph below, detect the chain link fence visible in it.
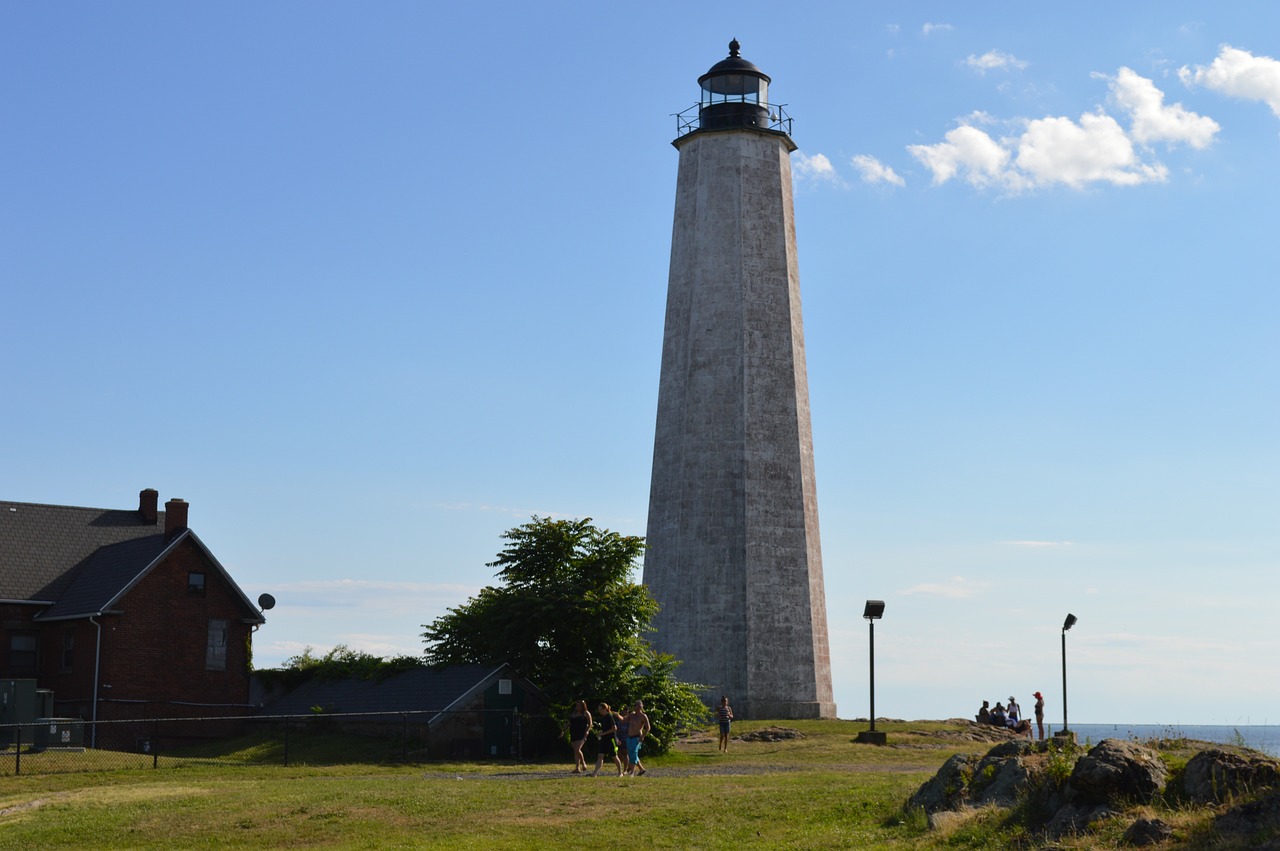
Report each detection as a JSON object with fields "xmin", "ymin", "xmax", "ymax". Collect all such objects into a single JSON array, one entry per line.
[{"xmin": 1, "ymin": 709, "xmax": 561, "ymax": 777}]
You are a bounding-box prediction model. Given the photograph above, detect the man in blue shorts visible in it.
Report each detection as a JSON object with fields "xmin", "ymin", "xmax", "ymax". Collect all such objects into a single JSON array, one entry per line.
[{"xmin": 624, "ymin": 700, "xmax": 651, "ymax": 776}]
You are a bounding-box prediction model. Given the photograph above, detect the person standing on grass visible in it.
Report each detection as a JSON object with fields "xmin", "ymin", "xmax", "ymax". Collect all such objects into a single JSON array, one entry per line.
[
  {"xmin": 616, "ymin": 703, "xmax": 631, "ymax": 774},
  {"xmin": 568, "ymin": 699, "xmax": 591, "ymax": 774},
  {"xmin": 716, "ymin": 695, "xmax": 734, "ymax": 753},
  {"xmin": 592, "ymin": 703, "xmax": 624, "ymax": 777},
  {"xmin": 624, "ymin": 700, "xmax": 651, "ymax": 776},
  {"xmin": 1034, "ymin": 691, "xmax": 1046, "ymax": 740}
]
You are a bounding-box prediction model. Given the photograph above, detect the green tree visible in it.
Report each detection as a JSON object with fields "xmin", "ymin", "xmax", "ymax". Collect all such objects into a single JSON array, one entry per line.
[{"xmin": 421, "ymin": 517, "xmax": 706, "ymax": 753}]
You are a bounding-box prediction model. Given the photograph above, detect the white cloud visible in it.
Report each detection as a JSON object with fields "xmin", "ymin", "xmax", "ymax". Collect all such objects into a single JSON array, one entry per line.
[
  {"xmin": 922, "ymin": 22, "xmax": 954, "ymax": 37},
  {"xmin": 273, "ymin": 577, "xmax": 479, "ymax": 614},
  {"xmin": 908, "ymin": 124, "xmax": 1018, "ymax": 189},
  {"xmin": 851, "ymin": 154, "xmax": 905, "ymax": 187},
  {"xmin": 1016, "ymin": 112, "xmax": 1167, "ymax": 188},
  {"xmin": 1180, "ymin": 45, "xmax": 1280, "ymax": 117},
  {"xmin": 965, "ymin": 50, "xmax": 1028, "ymax": 74},
  {"xmin": 794, "ymin": 151, "xmax": 840, "ymax": 183},
  {"xmin": 1002, "ymin": 540, "xmax": 1074, "ymax": 548},
  {"xmin": 1109, "ymin": 67, "xmax": 1219, "ymax": 148},
  {"xmin": 909, "ymin": 107, "xmax": 1174, "ymax": 192},
  {"xmin": 900, "ymin": 576, "xmax": 989, "ymax": 599}
]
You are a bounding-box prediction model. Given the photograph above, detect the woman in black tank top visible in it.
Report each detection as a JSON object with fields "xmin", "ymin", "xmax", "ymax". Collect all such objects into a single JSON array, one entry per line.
[{"xmin": 568, "ymin": 700, "xmax": 592, "ymax": 773}]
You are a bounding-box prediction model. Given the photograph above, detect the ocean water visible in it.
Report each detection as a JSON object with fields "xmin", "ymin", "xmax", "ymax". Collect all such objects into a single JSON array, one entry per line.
[{"xmin": 1068, "ymin": 724, "xmax": 1280, "ymax": 758}]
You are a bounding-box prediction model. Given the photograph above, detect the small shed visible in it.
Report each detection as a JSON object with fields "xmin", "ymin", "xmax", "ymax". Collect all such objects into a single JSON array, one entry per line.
[{"xmin": 259, "ymin": 663, "xmax": 548, "ymax": 759}]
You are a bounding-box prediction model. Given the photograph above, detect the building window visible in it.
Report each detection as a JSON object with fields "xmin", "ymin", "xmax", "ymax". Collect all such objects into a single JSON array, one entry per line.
[
  {"xmin": 188, "ymin": 572, "xmax": 206, "ymax": 595},
  {"xmin": 62, "ymin": 629, "xmax": 75, "ymax": 671},
  {"xmin": 206, "ymin": 619, "xmax": 228, "ymax": 671},
  {"xmin": 10, "ymin": 633, "xmax": 38, "ymax": 670}
]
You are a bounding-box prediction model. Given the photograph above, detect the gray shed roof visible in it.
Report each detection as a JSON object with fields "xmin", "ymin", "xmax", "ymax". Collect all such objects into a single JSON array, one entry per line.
[{"xmin": 263, "ymin": 664, "xmax": 536, "ymax": 718}]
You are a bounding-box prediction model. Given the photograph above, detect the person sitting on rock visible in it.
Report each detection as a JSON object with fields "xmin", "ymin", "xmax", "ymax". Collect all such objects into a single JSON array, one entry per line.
[
  {"xmin": 977, "ymin": 700, "xmax": 991, "ymax": 724},
  {"xmin": 1005, "ymin": 696, "xmax": 1033, "ymax": 738},
  {"xmin": 990, "ymin": 702, "xmax": 1007, "ymax": 726}
]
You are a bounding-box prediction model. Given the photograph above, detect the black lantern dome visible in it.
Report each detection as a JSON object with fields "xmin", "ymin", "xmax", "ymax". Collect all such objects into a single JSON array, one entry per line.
[{"xmin": 697, "ymin": 39, "xmax": 773, "ymax": 131}]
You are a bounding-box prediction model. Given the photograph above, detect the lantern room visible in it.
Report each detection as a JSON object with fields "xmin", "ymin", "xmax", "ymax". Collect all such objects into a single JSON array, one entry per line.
[{"xmin": 697, "ymin": 39, "xmax": 773, "ymax": 131}]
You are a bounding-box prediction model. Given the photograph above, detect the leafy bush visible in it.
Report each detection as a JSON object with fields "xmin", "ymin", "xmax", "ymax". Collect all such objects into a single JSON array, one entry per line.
[{"xmin": 255, "ymin": 644, "xmax": 425, "ymax": 691}]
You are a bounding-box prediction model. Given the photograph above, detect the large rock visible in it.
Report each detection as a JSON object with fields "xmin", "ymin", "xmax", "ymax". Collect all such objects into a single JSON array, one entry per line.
[
  {"xmin": 908, "ymin": 753, "xmax": 980, "ymax": 813},
  {"xmin": 1121, "ymin": 816, "xmax": 1172, "ymax": 846},
  {"xmin": 1068, "ymin": 739, "xmax": 1168, "ymax": 805},
  {"xmin": 970, "ymin": 741, "xmax": 1039, "ymax": 806},
  {"xmin": 1182, "ymin": 748, "xmax": 1280, "ymax": 804},
  {"xmin": 1044, "ymin": 802, "xmax": 1114, "ymax": 839},
  {"xmin": 1213, "ymin": 791, "xmax": 1280, "ymax": 846},
  {"xmin": 908, "ymin": 739, "xmax": 1042, "ymax": 813}
]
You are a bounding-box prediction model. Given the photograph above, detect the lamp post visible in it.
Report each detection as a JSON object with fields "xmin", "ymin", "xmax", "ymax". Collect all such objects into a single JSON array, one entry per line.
[
  {"xmin": 1059, "ymin": 613, "xmax": 1077, "ymax": 739},
  {"xmin": 855, "ymin": 600, "xmax": 886, "ymax": 745}
]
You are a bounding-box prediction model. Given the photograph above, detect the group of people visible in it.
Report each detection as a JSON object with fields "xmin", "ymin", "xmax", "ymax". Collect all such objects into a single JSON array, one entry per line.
[
  {"xmin": 567, "ymin": 694, "xmax": 737, "ymax": 776},
  {"xmin": 976, "ymin": 691, "xmax": 1047, "ymax": 740},
  {"xmin": 567, "ymin": 699, "xmax": 653, "ymax": 777}
]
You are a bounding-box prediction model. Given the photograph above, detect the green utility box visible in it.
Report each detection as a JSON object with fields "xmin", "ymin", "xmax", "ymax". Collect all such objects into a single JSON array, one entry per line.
[
  {"xmin": 33, "ymin": 718, "xmax": 85, "ymax": 751},
  {"xmin": 1, "ymin": 679, "xmax": 39, "ymax": 748}
]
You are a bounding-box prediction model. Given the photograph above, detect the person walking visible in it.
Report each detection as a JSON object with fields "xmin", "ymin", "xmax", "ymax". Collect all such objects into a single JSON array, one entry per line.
[
  {"xmin": 567, "ymin": 699, "xmax": 591, "ymax": 774},
  {"xmin": 591, "ymin": 703, "xmax": 624, "ymax": 776},
  {"xmin": 1033, "ymin": 691, "xmax": 1046, "ymax": 741},
  {"xmin": 623, "ymin": 700, "xmax": 651, "ymax": 776},
  {"xmin": 716, "ymin": 695, "xmax": 734, "ymax": 753}
]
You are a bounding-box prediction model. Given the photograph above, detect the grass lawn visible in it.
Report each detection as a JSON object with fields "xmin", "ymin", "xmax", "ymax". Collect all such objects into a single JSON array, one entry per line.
[{"xmin": 0, "ymin": 717, "xmax": 1176, "ymax": 849}]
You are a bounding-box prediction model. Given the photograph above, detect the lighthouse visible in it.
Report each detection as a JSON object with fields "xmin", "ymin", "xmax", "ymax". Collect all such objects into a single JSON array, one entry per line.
[{"xmin": 643, "ymin": 40, "xmax": 835, "ymax": 719}]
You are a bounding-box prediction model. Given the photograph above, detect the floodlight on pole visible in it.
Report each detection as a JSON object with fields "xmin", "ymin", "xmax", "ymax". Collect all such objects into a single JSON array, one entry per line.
[
  {"xmin": 861, "ymin": 601, "xmax": 885, "ymax": 740},
  {"xmin": 1060, "ymin": 613, "xmax": 1076, "ymax": 736}
]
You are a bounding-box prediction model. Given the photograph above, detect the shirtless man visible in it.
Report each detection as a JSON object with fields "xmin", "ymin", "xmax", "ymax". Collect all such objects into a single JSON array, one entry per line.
[{"xmin": 623, "ymin": 700, "xmax": 651, "ymax": 776}]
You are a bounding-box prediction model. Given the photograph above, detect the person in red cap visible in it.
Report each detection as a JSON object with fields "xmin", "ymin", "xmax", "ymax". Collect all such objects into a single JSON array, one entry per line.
[{"xmin": 1033, "ymin": 691, "xmax": 1046, "ymax": 740}]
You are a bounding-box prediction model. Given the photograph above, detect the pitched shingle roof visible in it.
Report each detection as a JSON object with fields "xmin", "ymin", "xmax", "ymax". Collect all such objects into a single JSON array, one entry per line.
[
  {"xmin": 0, "ymin": 499, "xmax": 169, "ymax": 602},
  {"xmin": 38, "ymin": 534, "xmax": 171, "ymax": 619},
  {"xmin": 1, "ymin": 496, "xmax": 264, "ymax": 624}
]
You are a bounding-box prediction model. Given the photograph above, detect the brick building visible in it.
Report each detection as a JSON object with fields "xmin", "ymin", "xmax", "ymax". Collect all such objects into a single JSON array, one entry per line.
[{"xmin": 1, "ymin": 489, "xmax": 264, "ymax": 723}]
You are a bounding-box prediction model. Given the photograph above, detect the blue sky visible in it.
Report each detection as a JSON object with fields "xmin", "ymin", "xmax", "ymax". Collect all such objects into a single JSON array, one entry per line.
[{"xmin": 4, "ymin": 2, "xmax": 1277, "ymax": 725}]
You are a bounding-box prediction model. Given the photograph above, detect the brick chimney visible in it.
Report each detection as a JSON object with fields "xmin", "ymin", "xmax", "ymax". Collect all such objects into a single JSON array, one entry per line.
[
  {"xmin": 139, "ymin": 488, "xmax": 159, "ymax": 524},
  {"xmin": 164, "ymin": 498, "xmax": 189, "ymax": 541}
]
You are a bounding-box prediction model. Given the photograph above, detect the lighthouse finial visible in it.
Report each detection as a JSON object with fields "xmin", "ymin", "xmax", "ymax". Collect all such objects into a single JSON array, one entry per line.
[{"xmin": 728, "ymin": 38, "xmax": 740, "ymax": 58}]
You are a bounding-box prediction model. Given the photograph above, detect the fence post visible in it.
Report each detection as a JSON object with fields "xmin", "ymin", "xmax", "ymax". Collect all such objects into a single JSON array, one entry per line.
[
  {"xmin": 152, "ymin": 718, "xmax": 160, "ymax": 769},
  {"xmin": 283, "ymin": 716, "xmax": 290, "ymax": 767},
  {"xmin": 13, "ymin": 724, "xmax": 19, "ymax": 776},
  {"xmin": 402, "ymin": 713, "xmax": 408, "ymax": 761}
]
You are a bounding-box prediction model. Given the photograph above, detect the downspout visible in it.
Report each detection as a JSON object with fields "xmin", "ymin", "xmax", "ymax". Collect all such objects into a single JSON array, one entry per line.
[{"xmin": 90, "ymin": 616, "xmax": 102, "ymax": 748}]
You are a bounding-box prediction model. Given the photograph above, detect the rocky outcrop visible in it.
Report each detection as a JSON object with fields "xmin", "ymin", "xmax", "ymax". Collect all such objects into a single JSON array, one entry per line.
[
  {"xmin": 907, "ymin": 739, "xmax": 1043, "ymax": 812},
  {"xmin": 932, "ymin": 719, "xmax": 1031, "ymax": 744},
  {"xmin": 905, "ymin": 726, "xmax": 1280, "ymax": 846},
  {"xmin": 908, "ymin": 752, "xmax": 981, "ymax": 812},
  {"xmin": 1214, "ymin": 791, "xmax": 1280, "ymax": 844},
  {"xmin": 736, "ymin": 726, "xmax": 804, "ymax": 743},
  {"xmin": 1121, "ymin": 816, "xmax": 1172, "ymax": 846},
  {"xmin": 1043, "ymin": 801, "xmax": 1114, "ymax": 838},
  {"xmin": 1183, "ymin": 748, "xmax": 1280, "ymax": 803},
  {"xmin": 970, "ymin": 740, "xmax": 1039, "ymax": 806},
  {"xmin": 908, "ymin": 736, "xmax": 1243, "ymax": 843},
  {"xmin": 1067, "ymin": 739, "xmax": 1168, "ymax": 805}
]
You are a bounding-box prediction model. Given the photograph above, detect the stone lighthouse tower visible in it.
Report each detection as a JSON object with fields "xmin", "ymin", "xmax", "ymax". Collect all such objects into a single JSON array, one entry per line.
[{"xmin": 643, "ymin": 40, "xmax": 835, "ymax": 719}]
